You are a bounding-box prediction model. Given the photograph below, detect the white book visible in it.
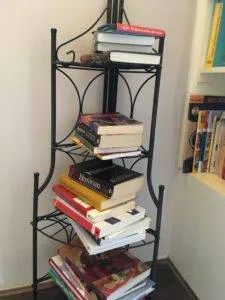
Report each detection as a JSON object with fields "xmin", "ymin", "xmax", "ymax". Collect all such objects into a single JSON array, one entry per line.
[
  {"xmin": 110, "ymin": 51, "xmax": 161, "ymax": 65},
  {"xmin": 120, "ymin": 281, "xmax": 147, "ymax": 297},
  {"xmin": 90, "ymin": 205, "xmax": 146, "ymax": 238},
  {"xmin": 118, "ymin": 278, "xmax": 155, "ymax": 300},
  {"xmin": 93, "ymin": 31, "xmax": 155, "ymax": 46},
  {"xmin": 95, "ymin": 42, "xmax": 153, "ymax": 53},
  {"xmin": 70, "ymin": 219, "xmax": 146, "ymax": 255},
  {"xmin": 103, "ymin": 216, "xmax": 151, "ymax": 242},
  {"xmin": 97, "ymin": 150, "xmax": 141, "ymax": 160},
  {"xmin": 87, "ymin": 200, "xmax": 136, "ymax": 223}
]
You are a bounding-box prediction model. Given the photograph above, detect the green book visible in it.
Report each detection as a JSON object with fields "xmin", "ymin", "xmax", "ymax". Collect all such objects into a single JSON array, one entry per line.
[
  {"xmin": 48, "ymin": 268, "xmax": 76, "ymax": 300},
  {"xmin": 214, "ymin": 0, "xmax": 225, "ymax": 66}
]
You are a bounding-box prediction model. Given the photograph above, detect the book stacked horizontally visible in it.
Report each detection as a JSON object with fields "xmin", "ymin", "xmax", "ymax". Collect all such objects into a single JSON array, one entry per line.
[
  {"xmin": 73, "ymin": 112, "xmax": 143, "ymax": 160},
  {"xmin": 53, "ymin": 159, "xmax": 150, "ymax": 255},
  {"xmin": 48, "ymin": 237, "xmax": 155, "ymax": 300},
  {"xmin": 80, "ymin": 22, "xmax": 165, "ymax": 65}
]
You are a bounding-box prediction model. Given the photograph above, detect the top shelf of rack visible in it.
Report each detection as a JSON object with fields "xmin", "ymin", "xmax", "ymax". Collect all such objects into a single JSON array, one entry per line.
[{"xmin": 56, "ymin": 60, "xmax": 161, "ymax": 72}]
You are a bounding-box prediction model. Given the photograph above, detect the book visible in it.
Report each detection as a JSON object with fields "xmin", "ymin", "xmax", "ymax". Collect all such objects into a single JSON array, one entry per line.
[
  {"xmin": 58, "ymin": 237, "xmax": 150, "ymax": 299},
  {"xmin": 193, "ymin": 110, "xmax": 209, "ymax": 172},
  {"xmin": 214, "ymin": 1, "xmax": 225, "ymax": 66},
  {"xmin": 55, "ymin": 196, "xmax": 146, "ymax": 239},
  {"xmin": 75, "ymin": 122, "xmax": 143, "ymax": 148},
  {"xmin": 205, "ymin": 1, "xmax": 223, "ymax": 67},
  {"xmin": 79, "ymin": 113, "xmax": 143, "ymax": 135},
  {"xmin": 49, "ymin": 255, "xmax": 96, "ymax": 300},
  {"xmin": 70, "ymin": 220, "xmax": 146, "ymax": 255},
  {"xmin": 80, "ymin": 51, "xmax": 161, "ymax": 65},
  {"xmin": 97, "ymin": 23, "xmax": 165, "ymax": 37},
  {"xmin": 118, "ymin": 278, "xmax": 155, "ymax": 300},
  {"xmin": 210, "ymin": 112, "xmax": 225, "ymax": 173},
  {"xmin": 93, "ymin": 31, "xmax": 155, "ymax": 46},
  {"xmin": 72, "ymin": 135, "xmax": 141, "ymax": 160},
  {"xmin": 207, "ymin": 115, "xmax": 219, "ymax": 171},
  {"xmin": 59, "ymin": 175, "xmax": 136, "ymax": 211},
  {"xmin": 95, "ymin": 42, "xmax": 153, "ymax": 54},
  {"xmin": 202, "ymin": 111, "xmax": 223, "ymax": 171},
  {"xmin": 52, "ymin": 184, "xmax": 93, "ymax": 216},
  {"xmin": 73, "ymin": 132, "xmax": 139, "ymax": 154},
  {"xmin": 53, "ymin": 184, "xmax": 136, "ymax": 223},
  {"xmin": 48, "ymin": 267, "xmax": 76, "ymax": 300},
  {"xmin": 181, "ymin": 95, "xmax": 225, "ymax": 173},
  {"xmin": 217, "ymin": 118, "xmax": 225, "ymax": 177},
  {"xmin": 69, "ymin": 159, "xmax": 144, "ymax": 198}
]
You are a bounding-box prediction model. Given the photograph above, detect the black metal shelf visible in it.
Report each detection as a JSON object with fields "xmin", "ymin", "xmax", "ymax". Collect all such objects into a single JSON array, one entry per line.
[
  {"xmin": 32, "ymin": 1, "xmax": 165, "ymax": 299},
  {"xmin": 56, "ymin": 60, "xmax": 160, "ymax": 72}
]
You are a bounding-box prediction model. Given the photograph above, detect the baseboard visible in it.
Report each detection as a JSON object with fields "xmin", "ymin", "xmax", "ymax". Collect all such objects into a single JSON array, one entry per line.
[
  {"xmin": 0, "ymin": 281, "xmax": 54, "ymax": 297},
  {"xmin": 167, "ymin": 257, "xmax": 199, "ymax": 300}
]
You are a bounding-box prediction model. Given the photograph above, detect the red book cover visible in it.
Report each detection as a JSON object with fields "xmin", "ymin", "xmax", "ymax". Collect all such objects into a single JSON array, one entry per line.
[
  {"xmin": 52, "ymin": 184, "xmax": 93, "ymax": 216},
  {"xmin": 116, "ymin": 23, "xmax": 165, "ymax": 37},
  {"xmin": 53, "ymin": 198, "xmax": 100, "ymax": 238}
]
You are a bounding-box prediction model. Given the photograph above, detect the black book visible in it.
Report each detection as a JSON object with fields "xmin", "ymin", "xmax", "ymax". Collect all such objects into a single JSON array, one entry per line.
[{"xmin": 68, "ymin": 159, "xmax": 144, "ymax": 198}]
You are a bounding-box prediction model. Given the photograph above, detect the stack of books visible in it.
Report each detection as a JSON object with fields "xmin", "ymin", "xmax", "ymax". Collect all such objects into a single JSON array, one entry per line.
[
  {"xmin": 181, "ymin": 95, "xmax": 225, "ymax": 173},
  {"xmin": 80, "ymin": 22, "xmax": 165, "ymax": 65},
  {"xmin": 48, "ymin": 237, "xmax": 155, "ymax": 300},
  {"xmin": 73, "ymin": 112, "xmax": 143, "ymax": 160},
  {"xmin": 193, "ymin": 109, "xmax": 225, "ymax": 177},
  {"xmin": 53, "ymin": 158, "xmax": 150, "ymax": 255},
  {"xmin": 205, "ymin": 0, "xmax": 225, "ymax": 67}
]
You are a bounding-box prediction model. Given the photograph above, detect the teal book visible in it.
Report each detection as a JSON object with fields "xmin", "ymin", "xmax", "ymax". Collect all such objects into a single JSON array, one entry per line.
[
  {"xmin": 214, "ymin": 0, "xmax": 225, "ymax": 66},
  {"xmin": 48, "ymin": 268, "xmax": 76, "ymax": 300}
]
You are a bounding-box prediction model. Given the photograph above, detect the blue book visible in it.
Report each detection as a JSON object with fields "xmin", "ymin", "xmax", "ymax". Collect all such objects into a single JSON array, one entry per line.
[{"xmin": 214, "ymin": 0, "xmax": 225, "ymax": 66}]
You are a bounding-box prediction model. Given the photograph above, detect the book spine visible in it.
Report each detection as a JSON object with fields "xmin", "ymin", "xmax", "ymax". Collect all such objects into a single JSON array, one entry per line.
[
  {"xmin": 69, "ymin": 166, "xmax": 113, "ymax": 198},
  {"xmin": 76, "ymin": 122, "xmax": 100, "ymax": 146},
  {"xmin": 54, "ymin": 198, "xmax": 100, "ymax": 238},
  {"xmin": 52, "ymin": 184, "xmax": 92, "ymax": 216},
  {"xmin": 116, "ymin": 23, "xmax": 165, "ymax": 37},
  {"xmin": 205, "ymin": 2, "xmax": 223, "ymax": 67},
  {"xmin": 214, "ymin": 1, "xmax": 225, "ymax": 66},
  {"xmin": 48, "ymin": 269, "xmax": 76, "ymax": 300}
]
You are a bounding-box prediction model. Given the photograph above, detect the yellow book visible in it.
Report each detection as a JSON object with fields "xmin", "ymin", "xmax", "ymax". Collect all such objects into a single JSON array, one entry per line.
[
  {"xmin": 59, "ymin": 175, "xmax": 135, "ymax": 211},
  {"xmin": 205, "ymin": 2, "xmax": 223, "ymax": 67}
]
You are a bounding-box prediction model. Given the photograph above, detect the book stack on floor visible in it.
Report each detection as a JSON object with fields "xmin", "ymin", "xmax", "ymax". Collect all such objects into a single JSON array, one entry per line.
[
  {"xmin": 48, "ymin": 237, "xmax": 155, "ymax": 300},
  {"xmin": 53, "ymin": 158, "xmax": 150, "ymax": 254},
  {"xmin": 80, "ymin": 22, "xmax": 165, "ymax": 65},
  {"xmin": 73, "ymin": 112, "xmax": 143, "ymax": 160}
]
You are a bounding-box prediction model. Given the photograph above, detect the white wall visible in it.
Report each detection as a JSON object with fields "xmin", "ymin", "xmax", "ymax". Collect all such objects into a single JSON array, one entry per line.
[{"xmin": 0, "ymin": 0, "xmax": 195, "ymax": 289}]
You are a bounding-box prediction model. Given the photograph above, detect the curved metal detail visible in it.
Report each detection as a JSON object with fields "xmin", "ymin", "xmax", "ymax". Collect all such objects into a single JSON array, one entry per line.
[
  {"xmin": 118, "ymin": 73, "xmax": 133, "ymax": 117},
  {"xmin": 81, "ymin": 72, "xmax": 105, "ymax": 109},
  {"xmin": 37, "ymin": 274, "xmax": 50, "ymax": 283},
  {"xmin": 34, "ymin": 211, "xmax": 75, "ymax": 245},
  {"xmin": 38, "ymin": 151, "xmax": 56, "ymax": 195},
  {"xmin": 56, "ymin": 8, "xmax": 107, "ymax": 62},
  {"xmin": 56, "ymin": 68, "xmax": 82, "ymax": 144},
  {"xmin": 131, "ymin": 74, "xmax": 156, "ymax": 118}
]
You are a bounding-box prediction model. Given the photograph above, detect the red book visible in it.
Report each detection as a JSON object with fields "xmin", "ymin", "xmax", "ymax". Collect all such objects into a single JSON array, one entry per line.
[
  {"xmin": 52, "ymin": 184, "xmax": 93, "ymax": 216},
  {"xmin": 116, "ymin": 23, "xmax": 165, "ymax": 37},
  {"xmin": 53, "ymin": 197, "xmax": 100, "ymax": 238}
]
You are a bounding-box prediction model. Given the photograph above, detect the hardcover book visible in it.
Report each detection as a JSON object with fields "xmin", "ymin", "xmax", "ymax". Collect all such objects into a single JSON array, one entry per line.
[
  {"xmin": 181, "ymin": 95, "xmax": 225, "ymax": 173},
  {"xmin": 75, "ymin": 122, "xmax": 143, "ymax": 148},
  {"xmin": 54, "ymin": 196, "xmax": 146, "ymax": 239},
  {"xmin": 80, "ymin": 51, "xmax": 161, "ymax": 66},
  {"xmin": 93, "ymin": 31, "xmax": 155, "ymax": 46},
  {"xmin": 72, "ymin": 135, "xmax": 141, "ymax": 160},
  {"xmin": 59, "ymin": 175, "xmax": 136, "ymax": 211},
  {"xmin": 79, "ymin": 113, "xmax": 143, "ymax": 135},
  {"xmin": 97, "ymin": 23, "xmax": 165, "ymax": 37},
  {"xmin": 58, "ymin": 237, "xmax": 150, "ymax": 299},
  {"xmin": 70, "ymin": 220, "xmax": 146, "ymax": 255},
  {"xmin": 95, "ymin": 42, "xmax": 153, "ymax": 54},
  {"xmin": 68, "ymin": 159, "xmax": 144, "ymax": 198},
  {"xmin": 73, "ymin": 132, "xmax": 139, "ymax": 154}
]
